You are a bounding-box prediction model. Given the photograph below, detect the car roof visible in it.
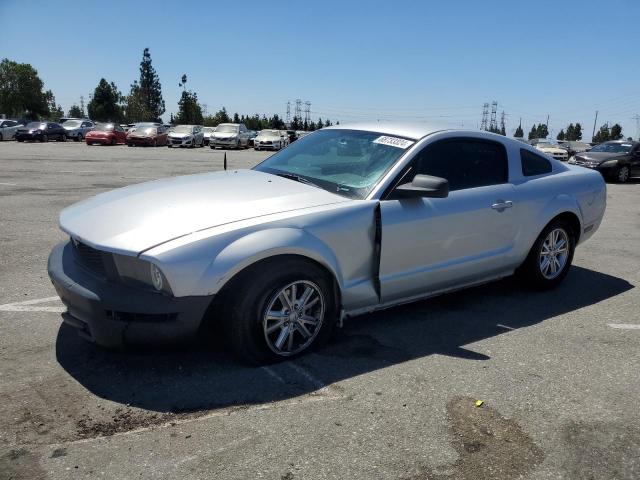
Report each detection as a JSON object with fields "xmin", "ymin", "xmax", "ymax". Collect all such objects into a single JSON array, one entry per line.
[{"xmin": 323, "ymin": 122, "xmax": 452, "ymax": 140}]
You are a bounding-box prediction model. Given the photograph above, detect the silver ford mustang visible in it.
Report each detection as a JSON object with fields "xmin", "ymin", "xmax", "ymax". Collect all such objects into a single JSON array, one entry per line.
[{"xmin": 48, "ymin": 123, "xmax": 607, "ymax": 363}]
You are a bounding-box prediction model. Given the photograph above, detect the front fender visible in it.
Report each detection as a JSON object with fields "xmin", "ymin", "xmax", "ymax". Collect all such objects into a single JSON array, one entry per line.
[{"xmin": 201, "ymin": 228, "xmax": 344, "ymax": 295}]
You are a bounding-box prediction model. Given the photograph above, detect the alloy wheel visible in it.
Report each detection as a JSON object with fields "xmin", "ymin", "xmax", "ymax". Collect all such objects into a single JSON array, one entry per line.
[
  {"xmin": 618, "ymin": 166, "xmax": 630, "ymax": 183},
  {"xmin": 539, "ymin": 228, "xmax": 569, "ymax": 279},
  {"xmin": 262, "ymin": 280, "xmax": 325, "ymax": 356}
]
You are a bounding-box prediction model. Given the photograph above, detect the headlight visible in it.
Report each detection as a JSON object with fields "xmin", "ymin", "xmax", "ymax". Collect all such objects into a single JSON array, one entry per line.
[
  {"xmin": 150, "ymin": 263, "xmax": 164, "ymax": 291},
  {"xmin": 568, "ymin": 156, "xmax": 575, "ymax": 164},
  {"xmin": 113, "ymin": 254, "xmax": 172, "ymax": 295}
]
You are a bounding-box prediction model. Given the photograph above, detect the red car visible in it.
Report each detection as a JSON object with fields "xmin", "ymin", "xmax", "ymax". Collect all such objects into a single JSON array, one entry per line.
[
  {"xmin": 85, "ymin": 123, "xmax": 127, "ymax": 145},
  {"xmin": 126, "ymin": 125, "xmax": 168, "ymax": 147}
]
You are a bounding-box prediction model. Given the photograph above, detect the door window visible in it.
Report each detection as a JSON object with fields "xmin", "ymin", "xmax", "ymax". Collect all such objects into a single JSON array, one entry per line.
[{"xmin": 413, "ymin": 138, "xmax": 508, "ymax": 191}]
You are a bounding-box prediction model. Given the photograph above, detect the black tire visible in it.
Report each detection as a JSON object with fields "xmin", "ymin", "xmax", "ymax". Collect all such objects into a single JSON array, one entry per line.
[
  {"xmin": 615, "ymin": 166, "xmax": 630, "ymax": 183},
  {"xmin": 516, "ymin": 219, "xmax": 575, "ymax": 290},
  {"xmin": 110, "ymin": 137, "xmax": 116, "ymax": 146},
  {"xmin": 78, "ymin": 133, "xmax": 83, "ymax": 142},
  {"xmin": 210, "ymin": 145, "xmax": 215, "ymax": 149},
  {"xmin": 0, "ymin": 133, "xmax": 3, "ymax": 141},
  {"xmin": 59, "ymin": 134, "xmax": 66, "ymax": 142},
  {"xmin": 223, "ymin": 257, "xmax": 336, "ymax": 365},
  {"xmin": 127, "ymin": 143, "xmax": 133, "ymax": 147}
]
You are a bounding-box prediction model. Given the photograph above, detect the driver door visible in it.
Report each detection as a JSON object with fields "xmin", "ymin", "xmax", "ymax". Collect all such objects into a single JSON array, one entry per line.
[{"xmin": 379, "ymin": 137, "xmax": 518, "ymax": 303}]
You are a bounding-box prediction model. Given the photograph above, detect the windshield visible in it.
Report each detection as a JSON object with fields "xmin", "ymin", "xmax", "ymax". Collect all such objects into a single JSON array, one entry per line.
[
  {"xmin": 171, "ymin": 125, "xmax": 192, "ymax": 133},
  {"xmin": 216, "ymin": 125, "xmax": 238, "ymax": 133},
  {"xmin": 590, "ymin": 142, "xmax": 633, "ymax": 153},
  {"xmin": 64, "ymin": 120, "xmax": 82, "ymax": 128},
  {"xmin": 26, "ymin": 122, "xmax": 46, "ymax": 129},
  {"xmin": 136, "ymin": 127, "xmax": 156, "ymax": 135},
  {"xmin": 254, "ymin": 129, "xmax": 414, "ymax": 200},
  {"xmin": 203, "ymin": 127, "xmax": 215, "ymax": 133},
  {"xmin": 259, "ymin": 130, "xmax": 280, "ymax": 136},
  {"xmin": 95, "ymin": 124, "xmax": 114, "ymax": 131}
]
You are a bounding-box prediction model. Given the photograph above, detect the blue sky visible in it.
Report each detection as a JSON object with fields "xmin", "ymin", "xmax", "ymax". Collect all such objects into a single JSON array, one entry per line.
[{"xmin": 1, "ymin": 0, "xmax": 639, "ymax": 139}]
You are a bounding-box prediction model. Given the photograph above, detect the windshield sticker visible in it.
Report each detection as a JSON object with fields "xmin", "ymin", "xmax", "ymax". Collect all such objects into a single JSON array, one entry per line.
[{"xmin": 373, "ymin": 136, "xmax": 414, "ymax": 149}]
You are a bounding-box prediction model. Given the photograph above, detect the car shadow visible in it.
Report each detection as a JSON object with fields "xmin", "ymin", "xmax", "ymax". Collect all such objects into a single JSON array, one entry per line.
[{"xmin": 56, "ymin": 266, "xmax": 633, "ymax": 413}]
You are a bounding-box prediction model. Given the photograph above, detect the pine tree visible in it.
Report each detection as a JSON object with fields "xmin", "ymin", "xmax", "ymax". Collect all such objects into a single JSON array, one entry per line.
[
  {"xmin": 175, "ymin": 90, "xmax": 203, "ymax": 125},
  {"xmin": 514, "ymin": 124, "xmax": 524, "ymax": 138},
  {"xmin": 565, "ymin": 124, "xmax": 574, "ymax": 141},
  {"xmin": 233, "ymin": 112, "xmax": 240, "ymax": 123},
  {"xmin": 610, "ymin": 123, "xmax": 623, "ymax": 140},
  {"xmin": 573, "ymin": 123, "xmax": 583, "ymax": 141},
  {"xmin": 68, "ymin": 104, "xmax": 84, "ymax": 118},
  {"xmin": 126, "ymin": 48, "xmax": 165, "ymax": 122},
  {"xmin": 557, "ymin": 129, "xmax": 565, "ymax": 141},
  {"xmin": 88, "ymin": 79, "xmax": 123, "ymax": 122},
  {"xmin": 593, "ymin": 124, "xmax": 610, "ymax": 143},
  {"xmin": 528, "ymin": 124, "xmax": 537, "ymax": 140}
]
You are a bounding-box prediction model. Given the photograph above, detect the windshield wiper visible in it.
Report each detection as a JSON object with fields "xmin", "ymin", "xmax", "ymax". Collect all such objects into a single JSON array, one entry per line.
[{"xmin": 274, "ymin": 172, "xmax": 323, "ymax": 190}]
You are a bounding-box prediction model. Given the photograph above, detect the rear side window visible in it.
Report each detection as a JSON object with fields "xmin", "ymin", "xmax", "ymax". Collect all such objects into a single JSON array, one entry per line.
[
  {"xmin": 521, "ymin": 149, "xmax": 552, "ymax": 176},
  {"xmin": 414, "ymin": 138, "xmax": 508, "ymax": 191}
]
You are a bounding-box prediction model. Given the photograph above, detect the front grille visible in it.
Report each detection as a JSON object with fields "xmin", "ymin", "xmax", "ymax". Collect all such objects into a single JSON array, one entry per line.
[{"xmin": 73, "ymin": 240, "xmax": 106, "ymax": 275}]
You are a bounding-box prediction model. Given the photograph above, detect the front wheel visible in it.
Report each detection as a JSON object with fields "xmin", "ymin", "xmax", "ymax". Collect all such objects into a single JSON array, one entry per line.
[
  {"xmin": 224, "ymin": 258, "xmax": 336, "ymax": 364},
  {"xmin": 616, "ymin": 166, "xmax": 630, "ymax": 183},
  {"xmin": 516, "ymin": 219, "xmax": 575, "ymax": 289},
  {"xmin": 59, "ymin": 134, "xmax": 66, "ymax": 142}
]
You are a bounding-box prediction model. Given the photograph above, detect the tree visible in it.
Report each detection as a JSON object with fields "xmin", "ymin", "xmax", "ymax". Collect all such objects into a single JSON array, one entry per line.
[
  {"xmin": 573, "ymin": 123, "xmax": 583, "ymax": 141},
  {"xmin": 88, "ymin": 78, "xmax": 123, "ymax": 122},
  {"xmin": 44, "ymin": 90, "xmax": 63, "ymax": 120},
  {"xmin": 528, "ymin": 124, "xmax": 538, "ymax": 140},
  {"xmin": 175, "ymin": 90, "xmax": 203, "ymax": 125},
  {"xmin": 233, "ymin": 112, "xmax": 240, "ymax": 123},
  {"xmin": 565, "ymin": 124, "xmax": 574, "ymax": 141},
  {"xmin": 514, "ymin": 124, "xmax": 524, "ymax": 138},
  {"xmin": 125, "ymin": 48, "xmax": 165, "ymax": 122},
  {"xmin": 557, "ymin": 129, "xmax": 565, "ymax": 141},
  {"xmin": 325, "ymin": 119, "xmax": 331, "ymax": 127},
  {"xmin": 610, "ymin": 123, "xmax": 623, "ymax": 140},
  {"xmin": 499, "ymin": 124, "xmax": 506, "ymax": 136},
  {"xmin": 537, "ymin": 123, "xmax": 549, "ymax": 138},
  {"xmin": 0, "ymin": 58, "xmax": 52, "ymax": 119},
  {"xmin": 68, "ymin": 104, "xmax": 84, "ymax": 118},
  {"xmin": 593, "ymin": 124, "xmax": 610, "ymax": 143}
]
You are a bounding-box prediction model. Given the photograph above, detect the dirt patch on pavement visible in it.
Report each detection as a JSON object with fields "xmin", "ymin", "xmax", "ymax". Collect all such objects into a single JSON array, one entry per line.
[
  {"xmin": 413, "ymin": 397, "xmax": 544, "ymax": 480},
  {"xmin": 75, "ymin": 407, "xmax": 189, "ymax": 439},
  {"xmin": 0, "ymin": 448, "xmax": 47, "ymax": 480}
]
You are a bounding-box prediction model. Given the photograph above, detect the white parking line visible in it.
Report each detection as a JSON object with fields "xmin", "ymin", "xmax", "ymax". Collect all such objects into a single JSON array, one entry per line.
[
  {"xmin": 497, "ymin": 323, "xmax": 516, "ymax": 330},
  {"xmin": 0, "ymin": 182, "xmax": 18, "ymax": 186},
  {"xmin": 607, "ymin": 323, "xmax": 640, "ymax": 330},
  {"xmin": 0, "ymin": 296, "xmax": 65, "ymax": 313},
  {"xmin": 287, "ymin": 363, "xmax": 326, "ymax": 390}
]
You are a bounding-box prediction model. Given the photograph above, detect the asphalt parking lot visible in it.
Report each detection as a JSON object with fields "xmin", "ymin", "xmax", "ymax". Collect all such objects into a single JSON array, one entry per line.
[{"xmin": 0, "ymin": 141, "xmax": 639, "ymax": 480}]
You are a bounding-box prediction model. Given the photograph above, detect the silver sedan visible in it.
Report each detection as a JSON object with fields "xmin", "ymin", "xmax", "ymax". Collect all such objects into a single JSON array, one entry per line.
[{"xmin": 48, "ymin": 123, "xmax": 606, "ymax": 364}]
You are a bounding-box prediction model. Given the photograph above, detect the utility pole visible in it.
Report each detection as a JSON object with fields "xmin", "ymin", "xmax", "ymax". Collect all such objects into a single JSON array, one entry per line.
[
  {"xmin": 500, "ymin": 110, "xmax": 506, "ymax": 135},
  {"xmin": 489, "ymin": 101, "xmax": 498, "ymax": 132},
  {"xmin": 632, "ymin": 114, "xmax": 640, "ymax": 140},
  {"xmin": 592, "ymin": 110, "xmax": 598, "ymax": 141},
  {"xmin": 294, "ymin": 99, "xmax": 302, "ymax": 124},
  {"xmin": 480, "ymin": 103, "xmax": 489, "ymax": 131},
  {"xmin": 286, "ymin": 101, "xmax": 291, "ymax": 126},
  {"xmin": 80, "ymin": 95, "xmax": 85, "ymax": 116},
  {"xmin": 304, "ymin": 101, "xmax": 311, "ymax": 126}
]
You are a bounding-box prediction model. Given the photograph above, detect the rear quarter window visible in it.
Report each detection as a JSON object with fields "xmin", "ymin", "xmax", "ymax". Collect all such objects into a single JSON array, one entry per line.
[{"xmin": 521, "ymin": 149, "xmax": 552, "ymax": 176}]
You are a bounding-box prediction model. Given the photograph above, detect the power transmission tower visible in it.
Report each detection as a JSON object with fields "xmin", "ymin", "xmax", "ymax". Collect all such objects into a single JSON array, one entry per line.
[
  {"xmin": 592, "ymin": 110, "xmax": 598, "ymax": 140},
  {"xmin": 202, "ymin": 103, "xmax": 208, "ymax": 117},
  {"xmin": 632, "ymin": 114, "xmax": 640, "ymax": 140},
  {"xmin": 294, "ymin": 99, "xmax": 302, "ymax": 123},
  {"xmin": 304, "ymin": 101, "xmax": 311, "ymax": 125},
  {"xmin": 480, "ymin": 103, "xmax": 489, "ymax": 131},
  {"xmin": 489, "ymin": 101, "xmax": 498, "ymax": 132},
  {"xmin": 286, "ymin": 101, "xmax": 291, "ymax": 125},
  {"xmin": 500, "ymin": 111, "xmax": 506, "ymax": 134},
  {"xmin": 80, "ymin": 95, "xmax": 85, "ymax": 115}
]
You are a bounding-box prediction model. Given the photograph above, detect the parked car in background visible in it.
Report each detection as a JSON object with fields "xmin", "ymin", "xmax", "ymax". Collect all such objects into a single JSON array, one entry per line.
[
  {"xmin": 127, "ymin": 122, "xmax": 162, "ymax": 134},
  {"xmin": 85, "ymin": 123, "xmax": 127, "ymax": 146},
  {"xmin": 285, "ymin": 130, "xmax": 297, "ymax": 143},
  {"xmin": 279, "ymin": 130, "xmax": 290, "ymax": 147},
  {"xmin": 15, "ymin": 122, "xmax": 67, "ymax": 142},
  {"xmin": 247, "ymin": 130, "xmax": 258, "ymax": 147},
  {"xmin": 63, "ymin": 119, "xmax": 95, "ymax": 142},
  {"xmin": 202, "ymin": 127, "xmax": 216, "ymax": 146},
  {"xmin": 127, "ymin": 125, "xmax": 167, "ymax": 147},
  {"xmin": 296, "ymin": 131, "xmax": 310, "ymax": 140},
  {"xmin": 210, "ymin": 123, "xmax": 251, "ymax": 149},
  {"xmin": 558, "ymin": 141, "xmax": 591, "ymax": 157},
  {"xmin": 48, "ymin": 124, "xmax": 606, "ymax": 363},
  {"xmin": 167, "ymin": 125, "xmax": 204, "ymax": 148},
  {"xmin": 531, "ymin": 139, "xmax": 569, "ymax": 161},
  {"xmin": 58, "ymin": 117, "xmax": 90, "ymax": 125},
  {"xmin": 568, "ymin": 140, "xmax": 640, "ymax": 183},
  {"xmin": 0, "ymin": 119, "xmax": 23, "ymax": 140},
  {"xmin": 254, "ymin": 129, "xmax": 284, "ymax": 150}
]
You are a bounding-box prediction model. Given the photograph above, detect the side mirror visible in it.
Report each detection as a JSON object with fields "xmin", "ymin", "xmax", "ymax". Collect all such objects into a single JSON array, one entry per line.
[{"xmin": 395, "ymin": 174, "xmax": 449, "ymax": 199}]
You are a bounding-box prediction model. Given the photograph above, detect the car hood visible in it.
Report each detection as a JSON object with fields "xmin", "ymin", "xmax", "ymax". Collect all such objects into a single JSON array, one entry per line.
[
  {"xmin": 536, "ymin": 146, "xmax": 565, "ymax": 153},
  {"xmin": 213, "ymin": 132, "xmax": 237, "ymax": 138},
  {"xmin": 169, "ymin": 132, "xmax": 192, "ymax": 138},
  {"xmin": 59, "ymin": 169, "xmax": 349, "ymax": 255},
  {"xmin": 86, "ymin": 130, "xmax": 111, "ymax": 136},
  {"xmin": 575, "ymin": 152, "xmax": 622, "ymax": 162}
]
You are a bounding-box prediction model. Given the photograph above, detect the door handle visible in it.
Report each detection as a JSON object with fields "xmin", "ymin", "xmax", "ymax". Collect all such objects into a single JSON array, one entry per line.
[{"xmin": 491, "ymin": 200, "xmax": 513, "ymax": 211}]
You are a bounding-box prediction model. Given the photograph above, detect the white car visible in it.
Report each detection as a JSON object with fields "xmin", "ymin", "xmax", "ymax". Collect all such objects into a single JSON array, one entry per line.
[
  {"xmin": 532, "ymin": 139, "xmax": 569, "ymax": 161},
  {"xmin": 48, "ymin": 123, "xmax": 606, "ymax": 363},
  {"xmin": 167, "ymin": 125, "xmax": 204, "ymax": 148},
  {"xmin": 0, "ymin": 119, "xmax": 23, "ymax": 140},
  {"xmin": 63, "ymin": 119, "xmax": 95, "ymax": 142},
  {"xmin": 254, "ymin": 129, "xmax": 284, "ymax": 150},
  {"xmin": 202, "ymin": 127, "xmax": 216, "ymax": 146},
  {"xmin": 210, "ymin": 123, "xmax": 252, "ymax": 149}
]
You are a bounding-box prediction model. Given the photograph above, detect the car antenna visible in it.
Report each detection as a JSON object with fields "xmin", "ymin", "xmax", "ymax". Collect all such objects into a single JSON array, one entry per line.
[{"xmin": 224, "ymin": 152, "xmax": 227, "ymax": 171}]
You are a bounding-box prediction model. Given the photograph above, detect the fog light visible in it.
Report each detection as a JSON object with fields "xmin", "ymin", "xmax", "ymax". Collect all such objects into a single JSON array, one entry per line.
[{"xmin": 150, "ymin": 263, "xmax": 164, "ymax": 291}]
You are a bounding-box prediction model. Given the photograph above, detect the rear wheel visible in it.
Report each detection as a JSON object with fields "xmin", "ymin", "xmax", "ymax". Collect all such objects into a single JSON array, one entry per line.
[
  {"xmin": 42, "ymin": 134, "xmax": 48, "ymax": 142},
  {"xmin": 517, "ymin": 219, "xmax": 575, "ymax": 289},
  {"xmin": 223, "ymin": 258, "xmax": 336, "ymax": 364},
  {"xmin": 110, "ymin": 137, "xmax": 116, "ymax": 146}
]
